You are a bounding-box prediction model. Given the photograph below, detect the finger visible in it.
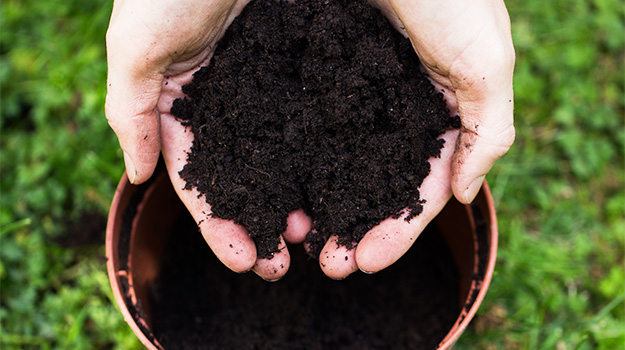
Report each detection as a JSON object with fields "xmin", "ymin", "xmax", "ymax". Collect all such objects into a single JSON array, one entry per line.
[
  {"xmin": 105, "ymin": 65, "xmax": 163, "ymax": 185},
  {"xmin": 105, "ymin": 8, "xmax": 174, "ymax": 184},
  {"xmin": 442, "ymin": 1, "xmax": 515, "ymax": 204},
  {"xmin": 282, "ymin": 209, "xmax": 313, "ymax": 244},
  {"xmin": 319, "ymin": 235, "xmax": 358, "ymax": 280},
  {"xmin": 199, "ymin": 214, "xmax": 257, "ymax": 273},
  {"xmin": 252, "ymin": 236, "xmax": 290, "ymax": 281},
  {"xmin": 160, "ymin": 111, "xmax": 256, "ymax": 272},
  {"xmin": 428, "ymin": 68, "xmax": 512, "ymax": 205},
  {"xmin": 451, "ymin": 87, "xmax": 515, "ymax": 204},
  {"xmin": 355, "ymin": 129, "xmax": 459, "ymax": 273}
]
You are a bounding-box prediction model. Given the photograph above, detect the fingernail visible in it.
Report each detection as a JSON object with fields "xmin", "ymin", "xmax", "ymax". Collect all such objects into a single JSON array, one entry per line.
[
  {"xmin": 463, "ymin": 175, "xmax": 485, "ymax": 203},
  {"xmin": 123, "ymin": 151, "xmax": 137, "ymax": 184},
  {"xmin": 359, "ymin": 268, "xmax": 375, "ymax": 275}
]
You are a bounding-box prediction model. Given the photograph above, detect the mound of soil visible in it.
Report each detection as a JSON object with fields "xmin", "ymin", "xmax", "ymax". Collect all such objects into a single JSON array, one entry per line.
[
  {"xmin": 149, "ymin": 212, "xmax": 459, "ymax": 349},
  {"xmin": 173, "ymin": 0, "xmax": 458, "ymax": 258}
]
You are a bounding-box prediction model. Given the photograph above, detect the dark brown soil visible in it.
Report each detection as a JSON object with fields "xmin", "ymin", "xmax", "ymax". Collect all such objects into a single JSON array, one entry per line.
[
  {"xmin": 173, "ymin": 0, "xmax": 459, "ymax": 259},
  {"xmin": 149, "ymin": 211, "xmax": 459, "ymax": 350}
]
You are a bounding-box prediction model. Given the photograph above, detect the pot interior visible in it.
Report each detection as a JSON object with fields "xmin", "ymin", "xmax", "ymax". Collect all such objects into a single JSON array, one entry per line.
[{"xmin": 107, "ymin": 170, "xmax": 495, "ymax": 350}]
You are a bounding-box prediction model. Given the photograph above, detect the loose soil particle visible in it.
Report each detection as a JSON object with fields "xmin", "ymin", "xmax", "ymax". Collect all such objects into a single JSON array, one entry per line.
[
  {"xmin": 173, "ymin": 0, "xmax": 459, "ymax": 259},
  {"xmin": 149, "ymin": 212, "xmax": 459, "ymax": 350}
]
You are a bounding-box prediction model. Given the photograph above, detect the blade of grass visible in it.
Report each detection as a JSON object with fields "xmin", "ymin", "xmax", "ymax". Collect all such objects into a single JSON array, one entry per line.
[
  {"xmin": 0, "ymin": 218, "xmax": 32, "ymax": 237},
  {"xmin": 592, "ymin": 291, "xmax": 625, "ymax": 321}
]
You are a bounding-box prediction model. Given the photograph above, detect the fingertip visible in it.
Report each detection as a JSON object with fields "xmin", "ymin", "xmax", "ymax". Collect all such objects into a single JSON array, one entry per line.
[
  {"xmin": 283, "ymin": 209, "xmax": 312, "ymax": 244},
  {"xmin": 200, "ymin": 218, "xmax": 257, "ymax": 273},
  {"xmin": 112, "ymin": 125, "xmax": 161, "ymax": 185},
  {"xmin": 121, "ymin": 149, "xmax": 160, "ymax": 185},
  {"xmin": 450, "ymin": 122, "xmax": 514, "ymax": 204},
  {"xmin": 223, "ymin": 244, "xmax": 257, "ymax": 273},
  {"xmin": 319, "ymin": 236, "xmax": 358, "ymax": 280},
  {"xmin": 459, "ymin": 175, "xmax": 485, "ymax": 204},
  {"xmin": 105, "ymin": 60, "xmax": 163, "ymax": 185},
  {"xmin": 252, "ymin": 257, "xmax": 290, "ymax": 282},
  {"xmin": 355, "ymin": 218, "xmax": 414, "ymax": 274},
  {"xmin": 354, "ymin": 245, "xmax": 386, "ymax": 275},
  {"xmin": 129, "ymin": 158, "xmax": 159, "ymax": 185},
  {"xmin": 252, "ymin": 237, "xmax": 290, "ymax": 281}
]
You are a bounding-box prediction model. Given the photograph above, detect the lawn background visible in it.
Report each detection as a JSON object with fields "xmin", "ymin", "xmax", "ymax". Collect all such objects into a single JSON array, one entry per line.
[{"xmin": 1, "ymin": 0, "xmax": 623, "ymax": 349}]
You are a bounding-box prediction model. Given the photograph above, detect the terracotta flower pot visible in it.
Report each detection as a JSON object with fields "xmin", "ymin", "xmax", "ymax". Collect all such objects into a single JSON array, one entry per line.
[{"xmin": 106, "ymin": 168, "xmax": 497, "ymax": 349}]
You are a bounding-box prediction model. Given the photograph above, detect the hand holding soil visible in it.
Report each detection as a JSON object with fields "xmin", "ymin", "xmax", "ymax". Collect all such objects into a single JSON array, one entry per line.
[
  {"xmin": 372, "ymin": 0, "xmax": 516, "ymax": 202},
  {"xmin": 105, "ymin": 0, "xmax": 274, "ymax": 276},
  {"xmin": 105, "ymin": 0, "xmax": 514, "ymax": 281},
  {"xmin": 336, "ymin": 0, "xmax": 516, "ymax": 277}
]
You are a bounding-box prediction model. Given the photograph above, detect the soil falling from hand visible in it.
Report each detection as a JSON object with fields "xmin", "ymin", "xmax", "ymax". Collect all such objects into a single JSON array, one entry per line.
[{"xmin": 173, "ymin": 0, "xmax": 459, "ymax": 258}]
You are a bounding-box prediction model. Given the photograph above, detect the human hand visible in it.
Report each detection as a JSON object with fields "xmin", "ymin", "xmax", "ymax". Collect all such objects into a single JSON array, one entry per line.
[
  {"xmin": 105, "ymin": 0, "xmax": 312, "ymax": 281},
  {"xmin": 317, "ymin": 0, "xmax": 515, "ymax": 279}
]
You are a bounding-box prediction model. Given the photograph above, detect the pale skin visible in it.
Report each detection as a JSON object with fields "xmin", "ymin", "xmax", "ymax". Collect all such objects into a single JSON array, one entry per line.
[{"xmin": 105, "ymin": 0, "xmax": 515, "ymax": 280}]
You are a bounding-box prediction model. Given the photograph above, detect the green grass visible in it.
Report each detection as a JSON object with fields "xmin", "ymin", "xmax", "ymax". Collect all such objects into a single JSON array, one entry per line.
[
  {"xmin": 455, "ymin": 0, "xmax": 625, "ymax": 348},
  {"xmin": 1, "ymin": 0, "xmax": 141, "ymax": 348},
  {"xmin": 1, "ymin": 0, "xmax": 623, "ymax": 348}
]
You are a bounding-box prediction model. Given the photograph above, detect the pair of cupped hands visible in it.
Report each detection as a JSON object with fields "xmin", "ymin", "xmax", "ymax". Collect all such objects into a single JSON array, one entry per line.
[{"xmin": 106, "ymin": 0, "xmax": 515, "ymax": 281}]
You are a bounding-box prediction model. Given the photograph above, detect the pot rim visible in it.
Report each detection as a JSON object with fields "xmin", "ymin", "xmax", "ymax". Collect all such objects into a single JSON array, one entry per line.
[
  {"xmin": 438, "ymin": 182, "xmax": 498, "ymax": 349},
  {"xmin": 106, "ymin": 173, "xmax": 161, "ymax": 350}
]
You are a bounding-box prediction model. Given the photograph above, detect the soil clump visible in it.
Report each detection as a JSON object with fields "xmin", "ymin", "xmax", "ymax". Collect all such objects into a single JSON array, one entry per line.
[{"xmin": 173, "ymin": 0, "xmax": 459, "ymax": 258}]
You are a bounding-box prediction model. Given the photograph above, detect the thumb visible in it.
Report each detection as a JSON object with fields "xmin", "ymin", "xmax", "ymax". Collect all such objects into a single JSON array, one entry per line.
[
  {"xmin": 448, "ymin": 6, "xmax": 516, "ymax": 203},
  {"xmin": 451, "ymin": 82, "xmax": 515, "ymax": 204},
  {"xmin": 104, "ymin": 12, "xmax": 170, "ymax": 184},
  {"xmin": 105, "ymin": 73, "xmax": 162, "ymax": 185},
  {"xmin": 383, "ymin": 0, "xmax": 516, "ymax": 204}
]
